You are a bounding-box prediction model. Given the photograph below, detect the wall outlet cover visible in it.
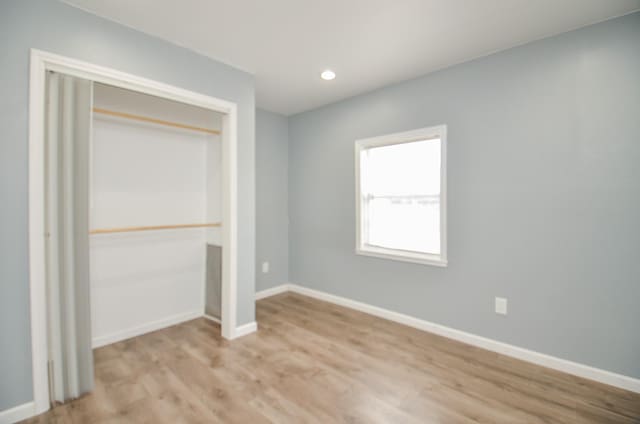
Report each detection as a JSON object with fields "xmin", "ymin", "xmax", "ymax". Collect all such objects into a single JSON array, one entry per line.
[{"xmin": 495, "ymin": 297, "xmax": 507, "ymax": 315}]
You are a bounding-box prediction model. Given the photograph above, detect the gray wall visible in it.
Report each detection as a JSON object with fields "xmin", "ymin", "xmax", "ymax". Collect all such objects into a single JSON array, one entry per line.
[
  {"xmin": 0, "ymin": 0, "xmax": 255, "ymax": 410},
  {"xmin": 256, "ymin": 109, "xmax": 289, "ymax": 291},
  {"xmin": 288, "ymin": 12, "xmax": 640, "ymax": 379}
]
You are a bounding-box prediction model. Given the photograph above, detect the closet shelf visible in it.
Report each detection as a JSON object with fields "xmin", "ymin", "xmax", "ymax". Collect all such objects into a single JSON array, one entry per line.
[
  {"xmin": 92, "ymin": 107, "xmax": 221, "ymax": 135},
  {"xmin": 90, "ymin": 222, "xmax": 221, "ymax": 235}
]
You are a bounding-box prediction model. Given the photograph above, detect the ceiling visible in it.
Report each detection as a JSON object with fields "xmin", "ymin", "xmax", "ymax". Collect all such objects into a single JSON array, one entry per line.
[{"xmin": 62, "ymin": 0, "xmax": 640, "ymax": 116}]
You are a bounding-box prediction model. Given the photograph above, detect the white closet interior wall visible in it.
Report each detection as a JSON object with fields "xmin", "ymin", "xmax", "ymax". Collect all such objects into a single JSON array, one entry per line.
[{"xmin": 90, "ymin": 83, "xmax": 222, "ymax": 347}]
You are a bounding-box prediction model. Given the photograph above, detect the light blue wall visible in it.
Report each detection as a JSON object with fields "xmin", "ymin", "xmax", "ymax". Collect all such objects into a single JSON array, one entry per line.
[
  {"xmin": 0, "ymin": 0, "xmax": 255, "ymax": 410},
  {"xmin": 256, "ymin": 109, "xmax": 289, "ymax": 291},
  {"xmin": 288, "ymin": 12, "xmax": 640, "ymax": 379},
  {"xmin": 2, "ymin": 1, "xmax": 639, "ymax": 414}
]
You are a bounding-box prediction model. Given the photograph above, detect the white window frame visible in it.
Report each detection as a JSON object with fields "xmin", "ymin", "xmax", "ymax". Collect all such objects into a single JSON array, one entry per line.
[{"xmin": 355, "ymin": 125, "xmax": 447, "ymax": 267}]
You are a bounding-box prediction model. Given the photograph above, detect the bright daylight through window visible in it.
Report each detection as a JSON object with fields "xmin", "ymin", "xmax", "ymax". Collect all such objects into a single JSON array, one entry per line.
[{"xmin": 356, "ymin": 126, "xmax": 447, "ymax": 266}]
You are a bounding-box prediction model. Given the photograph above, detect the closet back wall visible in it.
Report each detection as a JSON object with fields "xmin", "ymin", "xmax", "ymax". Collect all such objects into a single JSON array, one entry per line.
[{"xmin": 90, "ymin": 85, "xmax": 221, "ymax": 347}]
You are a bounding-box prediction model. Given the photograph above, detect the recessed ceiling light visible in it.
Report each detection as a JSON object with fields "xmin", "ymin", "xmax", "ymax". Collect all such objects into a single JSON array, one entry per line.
[{"xmin": 321, "ymin": 70, "xmax": 336, "ymax": 81}]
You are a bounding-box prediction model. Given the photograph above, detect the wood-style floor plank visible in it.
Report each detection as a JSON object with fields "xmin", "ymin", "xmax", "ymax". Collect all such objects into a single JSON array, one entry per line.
[{"xmin": 21, "ymin": 292, "xmax": 640, "ymax": 423}]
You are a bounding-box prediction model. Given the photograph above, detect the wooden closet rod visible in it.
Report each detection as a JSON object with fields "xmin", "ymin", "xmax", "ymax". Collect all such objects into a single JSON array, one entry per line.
[
  {"xmin": 90, "ymin": 222, "xmax": 221, "ymax": 235},
  {"xmin": 92, "ymin": 107, "xmax": 221, "ymax": 135}
]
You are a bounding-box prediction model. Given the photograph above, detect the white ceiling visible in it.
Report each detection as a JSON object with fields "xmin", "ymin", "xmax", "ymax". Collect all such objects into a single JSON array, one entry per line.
[{"xmin": 62, "ymin": 0, "xmax": 640, "ymax": 116}]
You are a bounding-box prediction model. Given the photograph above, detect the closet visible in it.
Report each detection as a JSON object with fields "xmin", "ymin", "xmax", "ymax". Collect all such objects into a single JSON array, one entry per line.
[
  {"xmin": 89, "ymin": 83, "xmax": 223, "ymax": 347},
  {"xmin": 42, "ymin": 67, "xmax": 236, "ymax": 405}
]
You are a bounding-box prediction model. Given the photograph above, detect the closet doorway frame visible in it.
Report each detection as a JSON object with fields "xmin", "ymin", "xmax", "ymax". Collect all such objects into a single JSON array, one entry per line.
[{"xmin": 28, "ymin": 49, "xmax": 240, "ymax": 415}]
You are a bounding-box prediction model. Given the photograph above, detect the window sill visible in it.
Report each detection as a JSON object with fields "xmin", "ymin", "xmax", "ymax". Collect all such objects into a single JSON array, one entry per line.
[{"xmin": 356, "ymin": 245, "xmax": 448, "ymax": 267}]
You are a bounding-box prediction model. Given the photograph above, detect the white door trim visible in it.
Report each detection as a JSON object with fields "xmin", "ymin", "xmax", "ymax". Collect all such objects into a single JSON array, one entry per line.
[{"xmin": 28, "ymin": 48, "xmax": 240, "ymax": 416}]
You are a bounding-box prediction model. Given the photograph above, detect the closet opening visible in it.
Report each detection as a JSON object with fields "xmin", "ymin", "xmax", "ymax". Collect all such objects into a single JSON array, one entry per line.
[
  {"xmin": 29, "ymin": 49, "xmax": 240, "ymax": 415},
  {"xmin": 89, "ymin": 83, "xmax": 225, "ymax": 346}
]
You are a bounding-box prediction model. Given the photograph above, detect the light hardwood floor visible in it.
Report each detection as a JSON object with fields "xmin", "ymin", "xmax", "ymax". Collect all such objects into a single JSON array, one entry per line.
[{"xmin": 22, "ymin": 292, "xmax": 640, "ymax": 423}]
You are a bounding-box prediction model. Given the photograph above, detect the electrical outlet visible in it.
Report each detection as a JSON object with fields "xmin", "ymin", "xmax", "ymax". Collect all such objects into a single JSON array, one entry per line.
[
  {"xmin": 495, "ymin": 297, "xmax": 507, "ymax": 315},
  {"xmin": 262, "ymin": 261, "xmax": 269, "ymax": 273}
]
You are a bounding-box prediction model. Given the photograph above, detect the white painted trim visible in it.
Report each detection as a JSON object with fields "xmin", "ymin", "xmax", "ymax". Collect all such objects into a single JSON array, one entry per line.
[
  {"xmin": 92, "ymin": 310, "xmax": 202, "ymax": 348},
  {"xmin": 203, "ymin": 315, "xmax": 258, "ymax": 339},
  {"xmin": 255, "ymin": 284, "xmax": 291, "ymax": 300},
  {"xmin": 203, "ymin": 314, "xmax": 221, "ymax": 324},
  {"xmin": 257, "ymin": 284, "xmax": 640, "ymax": 394},
  {"xmin": 0, "ymin": 402, "xmax": 35, "ymax": 424},
  {"xmin": 234, "ymin": 321, "xmax": 258, "ymax": 338},
  {"xmin": 355, "ymin": 246, "xmax": 448, "ymax": 267},
  {"xmin": 28, "ymin": 49, "xmax": 240, "ymax": 418},
  {"xmin": 28, "ymin": 49, "xmax": 54, "ymax": 418},
  {"xmin": 33, "ymin": 51, "xmax": 236, "ymax": 113},
  {"xmin": 354, "ymin": 125, "xmax": 447, "ymax": 267},
  {"xmin": 220, "ymin": 104, "xmax": 238, "ymax": 340}
]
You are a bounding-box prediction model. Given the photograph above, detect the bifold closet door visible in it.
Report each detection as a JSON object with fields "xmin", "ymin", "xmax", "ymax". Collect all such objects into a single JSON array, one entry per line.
[{"xmin": 45, "ymin": 72, "xmax": 94, "ymax": 403}]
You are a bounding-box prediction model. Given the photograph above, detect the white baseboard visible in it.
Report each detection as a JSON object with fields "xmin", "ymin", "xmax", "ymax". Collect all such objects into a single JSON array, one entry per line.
[
  {"xmin": 256, "ymin": 283, "xmax": 640, "ymax": 394},
  {"xmin": 203, "ymin": 314, "xmax": 221, "ymax": 324},
  {"xmin": 200, "ymin": 313, "xmax": 257, "ymax": 339},
  {"xmin": 92, "ymin": 310, "xmax": 202, "ymax": 348},
  {"xmin": 0, "ymin": 401, "xmax": 35, "ymax": 424},
  {"xmin": 233, "ymin": 321, "xmax": 258, "ymax": 338},
  {"xmin": 255, "ymin": 284, "xmax": 291, "ymax": 300},
  {"xmin": 92, "ymin": 309, "xmax": 256, "ymax": 346},
  {"xmin": 199, "ymin": 313, "xmax": 258, "ymax": 341}
]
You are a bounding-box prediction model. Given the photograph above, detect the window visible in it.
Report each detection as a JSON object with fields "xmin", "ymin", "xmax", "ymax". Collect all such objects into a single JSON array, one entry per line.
[{"xmin": 355, "ymin": 125, "xmax": 447, "ymax": 266}]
